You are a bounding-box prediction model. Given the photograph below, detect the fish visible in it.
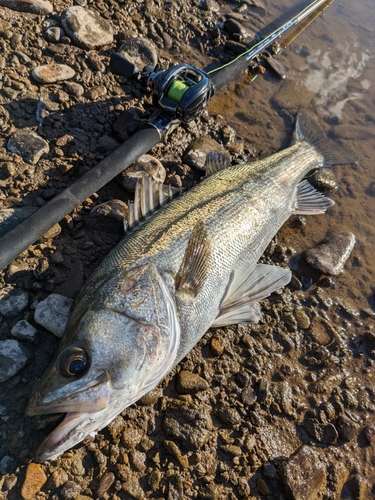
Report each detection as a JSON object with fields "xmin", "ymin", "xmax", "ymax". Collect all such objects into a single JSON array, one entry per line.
[{"xmin": 26, "ymin": 113, "xmax": 349, "ymax": 461}]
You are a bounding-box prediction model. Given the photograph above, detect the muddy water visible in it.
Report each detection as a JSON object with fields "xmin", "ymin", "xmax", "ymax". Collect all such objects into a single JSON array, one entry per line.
[{"xmin": 209, "ymin": 0, "xmax": 375, "ymax": 312}]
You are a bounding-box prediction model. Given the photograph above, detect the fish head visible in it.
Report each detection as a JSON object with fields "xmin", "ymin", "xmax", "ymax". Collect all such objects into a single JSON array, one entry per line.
[{"xmin": 26, "ymin": 262, "xmax": 180, "ymax": 461}]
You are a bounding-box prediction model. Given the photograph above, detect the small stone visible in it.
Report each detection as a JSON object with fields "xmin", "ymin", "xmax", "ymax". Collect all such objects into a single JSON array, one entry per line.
[
  {"xmin": 42, "ymin": 223, "xmax": 62, "ymax": 241},
  {"xmin": 281, "ymin": 446, "xmax": 326, "ymax": 500},
  {"xmin": 21, "ymin": 463, "xmax": 47, "ymax": 500},
  {"xmin": 308, "ymin": 168, "xmax": 338, "ymax": 191},
  {"xmin": 4, "ymin": 474, "xmax": 17, "ymax": 490},
  {"xmin": 256, "ymin": 477, "xmax": 271, "ymax": 496},
  {"xmin": 96, "ymin": 472, "xmax": 115, "ymax": 497},
  {"xmin": 219, "ymin": 444, "xmax": 242, "ymax": 456},
  {"xmin": 241, "ymin": 388, "xmax": 257, "ymax": 406},
  {"xmin": 0, "ymin": 161, "xmax": 15, "ymax": 180},
  {"xmin": 209, "ymin": 334, "xmax": 224, "ymax": 356},
  {"xmin": 218, "ymin": 406, "xmax": 242, "ymax": 426},
  {"xmin": 60, "ymin": 480, "xmax": 81, "ymax": 499},
  {"xmin": 305, "ymin": 230, "xmax": 356, "ymax": 275},
  {"xmin": 34, "ymin": 293, "xmax": 73, "ymax": 337},
  {"xmin": 0, "ymin": 456, "xmax": 16, "ymax": 475},
  {"xmin": 337, "ymin": 415, "xmax": 357, "ymax": 442},
  {"xmin": 363, "ymin": 425, "xmax": 375, "ymax": 444},
  {"xmin": 305, "ymin": 419, "xmax": 339, "ymax": 445},
  {"xmin": 85, "ymin": 199, "xmax": 128, "ymax": 234},
  {"xmin": 0, "ymin": 288, "xmax": 29, "ymax": 317},
  {"xmin": 65, "ymin": 81, "xmax": 85, "ymax": 97},
  {"xmin": 62, "ymin": 6, "xmax": 113, "ymax": 49},
  {"xmin": 122, "ymin": 477, "xmax": 144, "ymax": 500},
  {"xmin": 31, "ymin": 64, "xmax": 76, "ymax": 84},
  {"xmin": 7, "ymin": 129, "xmax": 49, "ymax": 165},
  {"xmin": 45, "ymin": 468, "xmax": 69, "ymax": 489},
  {"xmin": 118, "ymin": 37, "xmax": 158, "ymax": 71},
  {"xmin": 11, "ymin": 320, "xmax": 38, "ymax": 342},
  {"xmin": 45, "ymin": 27, "xmax": 64, "ymax": 43},
  {"xmin": 119, "ymin": 154, "xmax": 166, "ymax": 192},
  {"xmin": 176, "ymin": 370, "xmax": 209, "ymax": 394},
  {"xmin": 147, "ymin": 470, "xmax": 161, "ymax": 491},
  {"xmin": 0, "ymin": 0, "xmax": 53, "ymax": 14},
  {"xmin": 139, "ymin": 387, "xmax": 162, "ymax": 406},
  {"xmin": 163, "ymin": 440, "xmax": 189, "ymax": 468},
  {"xmin": 221, "ymin": 124, "xmax": 236, "ymax": 145},
  {"xmin": 0, "ymin": 339, "xmax": 30, "ymax": 382},
  {"xmin": 294, "ymin": 307, "xmax": 311, "ymax": 329},
  {"xmin": 183, "ymin": 136, "xmax": 227, "ymax": 170}
]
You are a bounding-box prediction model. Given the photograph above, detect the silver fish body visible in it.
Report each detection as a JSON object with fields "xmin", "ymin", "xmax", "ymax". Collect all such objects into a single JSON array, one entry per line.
[{"xmin": 26, "ymin": 113, "xmax": 344, "ymax": 460}]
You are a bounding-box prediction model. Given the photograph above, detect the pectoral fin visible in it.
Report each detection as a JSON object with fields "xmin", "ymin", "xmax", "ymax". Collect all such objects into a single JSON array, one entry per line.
[
  {"xmin": 177, "ymin": 220, "xmax": 212, "ymax": 297},
  {"xmin": 205, "ymin": 151, "xmax": 231, "ymax": 177},
  {"xmin": 212, "ymin": 263, "xmax": 291, "ymax": 327}
]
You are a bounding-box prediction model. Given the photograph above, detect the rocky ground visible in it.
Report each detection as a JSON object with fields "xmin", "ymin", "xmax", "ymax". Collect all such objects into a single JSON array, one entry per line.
[{"xmin": 0, "ymin": 0, "xmax": 375, "ymax": 499}]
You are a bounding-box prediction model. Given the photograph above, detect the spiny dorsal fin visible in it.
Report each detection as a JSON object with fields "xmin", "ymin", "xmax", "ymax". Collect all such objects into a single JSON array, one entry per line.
[
  {"xmin": 205, "ymin": 151, "xmax": 231, "ymax": 177},
  {"xmin": 212, "ymin": 263, "xmax": 291, "ymax": 327},
  {"xmin": 293, "ymin": 179, "xmax": 335, "ymax": 215},
  {"xmin": 126, "ymin": 173, "xmax": 180, "ymax": 232},
  {"xmin": 177, "ymin": 220, "xmax": 212, "ymax": 297}
]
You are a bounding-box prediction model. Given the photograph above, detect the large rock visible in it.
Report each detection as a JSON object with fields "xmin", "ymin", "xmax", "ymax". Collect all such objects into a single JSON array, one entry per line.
[
  {"xmin": 34, "ymin": 294, "xmax": 73, "ymax": 337},
  {"xmin": 7, "ymin": 129, "xmax": 49, "ymax": 165},
  {"xmin": 0, "ymin": 339, "xmax": 30, "ymax": 382},
  {"xmin": 305, "ymin": 230, "xmax": 356, "ymax": 275},
  {"xmin": 280, "ymin": 446, "xmax": 327, "ymax": 500},
  {"xmin": 61, "ymin": 6, "xmax": 113, "ymax": 49}
]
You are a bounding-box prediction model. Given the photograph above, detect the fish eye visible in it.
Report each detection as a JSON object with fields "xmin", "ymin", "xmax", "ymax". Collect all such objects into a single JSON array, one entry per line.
[{"xmin": 61, "ymin": 349, "xmax": 89, "ymax": 377}]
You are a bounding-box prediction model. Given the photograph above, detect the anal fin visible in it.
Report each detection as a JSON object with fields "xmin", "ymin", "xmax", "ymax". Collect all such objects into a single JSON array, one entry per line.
[
  {"xmin": 177, "ymin": 221, "xmax": 212, "ymax": 297},
  {"xmin": 293, "ymin": 179, "xmax": 334, "ymax": 215},
  {"xmin": 212, "ymin": 263, "xmax": 291, "ymax": 327}
]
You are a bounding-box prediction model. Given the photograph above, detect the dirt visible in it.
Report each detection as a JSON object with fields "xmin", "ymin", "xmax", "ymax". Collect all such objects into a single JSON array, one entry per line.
[{"xmin": 0, "ymin": 0, "xmax": 374, "ymax": 499}]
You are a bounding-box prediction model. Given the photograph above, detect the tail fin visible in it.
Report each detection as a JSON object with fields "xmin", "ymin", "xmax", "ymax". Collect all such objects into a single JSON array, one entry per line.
[{"xmin": 293, "ymin": 112, "xmax": 356, "ymax": 167}]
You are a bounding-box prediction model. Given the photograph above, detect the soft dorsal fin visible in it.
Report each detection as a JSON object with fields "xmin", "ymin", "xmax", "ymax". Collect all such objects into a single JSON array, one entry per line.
[
  {"xmin": 177, "ymin": 220, "xmax": 212, "ymax": 298},
  {"xmin": 125, "ymin": 174, "xmax": 180, "ymax": 232},
  {"xmin": 293, "ymin": 179, "xmax": 335, "ymax": 215},
  {"xmin": 205, "ymin": 151, "xmax": 231, "ymax": 177},
  {"xmin": 212, "ymin": 263, "xmax": 291, "ymax": 327}
]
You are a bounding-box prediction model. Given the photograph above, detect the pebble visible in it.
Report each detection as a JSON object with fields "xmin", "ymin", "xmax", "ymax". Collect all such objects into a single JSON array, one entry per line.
[
  {"xmin": 218, "ymin": 406, "xmax": 242, "ymax": 426},
  {"xmin": 61, "ymin": 6, "xmax": 114, "ymax": 50},
  {"xmin": 31, "ymin": 63, "xmax": 76, "ymax": 84},
  {"xmin": 45, "ymin": 468, "xmax": 69, "ymax": 490},
  {"xmin": 85, "ymin": 199, "xmax": 128, "ymax": 234},
  {"xmin": 308, "ymin": 168, "xmax": 338, "ymax": 191},
  {"xmin": 294, "ymin": 307, "xmax": 311, "ymax": 329},
  {"xmin": 363, "ymin": 424, "xmax": 375, "ymax": 444},
  {"xmin": 209, "ymin": 333, "xmax": 225, "ymax": 355},
  {"xmin": 305, "ymin": 419, "xmax": 338, "ymax": 445},
  {"xmin": 163, "ymin": 401, "xmax": 213, "ymax": 451},
  {"xmin": 119, "ymin": 154, "xmax": 166, "ymax": 192},
  {"xmin": 60, "ymin": 480, "xmax": 81, "ymax": 499},
  {"xmin": 0, "ymin": 339, "xmax": 30, "ymax": 382},
  {"xmin": 96, "ymin": 472, "xmax": 115, "ymax": 497},
  {"xmin": 7, "ymin": 129, "xmax": 49, "ymax": 165},
  {"xmin": 44, "ymin": 27, "xmax": 64, "ymax": 43},
  {"xmin": 0, "ymin": 288, "xmax": 29, "ymax": 317},
  {"xmin": 34, "ymin": 293, "xmax": 73, "ymax": 337},
  {"xmin": 119, "ymin": 37, "xmax": 158, "ymax": 71},
  {"xmin": 122, "ymin": 477, "xmax": 144, "ymax": 499},
  {"xmin": 183, "ymin": 136, "xmax": 227, "ymax": 170},
  {"xmin": 281, "ymin": 446, "xmax": 326, "ymax": 500},
  {"xmin": 20, "ymin": 463, "xmax": 47, "ymax": 500},
  {"xmin": 65, "ymin": 81, "xmax": 85, "ymax": 97},
  {"xmin": 176, "ymin": 370, "xmax": 209, "ymax": 394},
  {"xmin": 337, "ymin": 414, "xmax": 357, "ymax": 442},
  {"xmin": 163, "ymin": 440, "xmax": 189, "ymax": 468},
  {"xmin": 0, "ymin": 0, "xmax": 53, "ymax": 14},
  {"xmin": 11, "ymin": 320, "xmax": 38, "ymax": 342},
  {"xmin": 305, "ymin": 230, "xmax": 356, "ymax": 275},
  {"xmin": 0, "ymin": 456, "xmax": 16, "ymax": 475},
  {"xmin": 0, "ymin": 161, "xmax": 15, "ymax": 180}
]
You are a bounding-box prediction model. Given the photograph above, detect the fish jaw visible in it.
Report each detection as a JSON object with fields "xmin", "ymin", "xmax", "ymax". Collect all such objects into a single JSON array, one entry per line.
[{"xmin": 26, "ymin": 372, "xmax": 111, "ymax": 416}]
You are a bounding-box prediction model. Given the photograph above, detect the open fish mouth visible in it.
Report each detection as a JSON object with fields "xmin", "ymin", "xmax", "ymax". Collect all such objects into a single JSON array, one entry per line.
[{"xmin": 35, "ymin": 411, "xmax": 95, "ymax": 461}]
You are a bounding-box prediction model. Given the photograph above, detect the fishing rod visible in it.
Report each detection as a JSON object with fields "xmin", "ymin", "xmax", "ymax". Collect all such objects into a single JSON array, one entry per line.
[{"xmin": 0, "ymin": 0, "xmax": 334, "ymax": 271}]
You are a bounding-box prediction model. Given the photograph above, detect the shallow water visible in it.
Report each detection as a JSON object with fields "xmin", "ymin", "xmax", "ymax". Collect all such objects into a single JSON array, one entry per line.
[{"xmin": 208, "ymin": 0, "xmax": 375, "ymax": 312}]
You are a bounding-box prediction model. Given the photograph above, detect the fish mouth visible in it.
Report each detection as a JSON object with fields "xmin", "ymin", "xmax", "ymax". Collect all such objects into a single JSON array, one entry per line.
[
  {"xmin": 26, "ymin": 373, "xmax": 110, "ymax": 416},
  {"xmin": 35, "ymin": 411, "xmax": 94, "ymax": 461}
]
